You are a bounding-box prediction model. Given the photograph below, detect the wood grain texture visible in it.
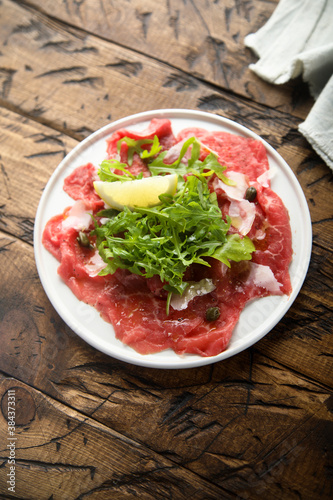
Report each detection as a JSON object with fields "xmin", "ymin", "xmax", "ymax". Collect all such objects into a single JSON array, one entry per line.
[
  {"xmin": 0, "ymin": 1, "xmax": 311, "ymax": 135},
  {"xmin": 0, "ymin": 229, "xmax": 332, "ymax": 498},
  {"xmin": 22, "ymin": 0, "xmax": 313, "ymax": 120},
  {"xmin": 0, "ymin": 374, "xmax": 232, "ymax": 499},
  {"xmin": 0, "ymin": 108, "xmax": 77, "ymax": 244}
]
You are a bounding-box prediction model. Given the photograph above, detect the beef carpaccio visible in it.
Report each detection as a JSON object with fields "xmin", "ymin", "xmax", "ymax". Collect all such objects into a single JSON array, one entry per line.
[{"xmin": 43, "ymin": 119, "xmax": 292, "ymax": 357}]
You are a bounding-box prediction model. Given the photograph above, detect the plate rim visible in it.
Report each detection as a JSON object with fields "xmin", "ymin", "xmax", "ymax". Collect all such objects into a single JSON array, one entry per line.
[{"xmin": 34, "ymin": 108, "xmax": 312, "ymax": 369}]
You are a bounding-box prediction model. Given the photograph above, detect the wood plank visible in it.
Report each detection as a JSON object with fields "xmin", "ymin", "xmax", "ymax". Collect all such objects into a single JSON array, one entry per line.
[
  {"xmin": 0, "ymin": 1, "xmax": 314, "ymax": 141},
  {"xmin": 257, "ymin": 242, "xmax": 333, "ymax": 381},
  {"xmin": 0, "ymin": 231, "xmax": 332, "ymax": 498},
  {"xmin": 1, "ymin": 2, "xmax": 332, "ymax": 498},
  {"xmin": 0, "ymin": 1, "xmax": 327, "ymax": 171},
  {"xmin": 0, "ymin": 374, "xmax": 231, "ymax": 500},
  {"xmin": 23, "ymin": 0, "xmax": 313, "ymax": 120},
  {"xmin": 0, "ymin": 108, "xmax": 77, "ymax": 244}
]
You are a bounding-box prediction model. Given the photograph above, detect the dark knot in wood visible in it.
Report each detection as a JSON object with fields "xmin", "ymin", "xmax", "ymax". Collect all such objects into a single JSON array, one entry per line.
[{"xmin": 1, "ymin": 386, "xmax": 36, "ymax": 427}]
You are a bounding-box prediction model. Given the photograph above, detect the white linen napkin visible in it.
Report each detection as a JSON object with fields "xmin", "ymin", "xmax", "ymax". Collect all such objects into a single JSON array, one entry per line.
[{"xmin": 244, "ymin": 0, "xmax": 333, "ymax": 170}]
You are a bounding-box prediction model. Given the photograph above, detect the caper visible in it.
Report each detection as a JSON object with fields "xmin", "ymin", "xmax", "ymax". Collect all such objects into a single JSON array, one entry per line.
[
  {"xmin": 206, "ymin": 307, "xmax": 220, "ymax": 322},
  {"xmin": 245, "ymin": 186, "xmax": 257, "ymax": 202},
  {"xmin": 77, "ymin": 231, "xmax": 92, "ymax": 248}
]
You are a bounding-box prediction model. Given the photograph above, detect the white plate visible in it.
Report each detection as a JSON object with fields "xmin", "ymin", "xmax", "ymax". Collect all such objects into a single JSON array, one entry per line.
[{"xmin": 34, "ymin": 109, "xmax": 312, "ymax": 369}]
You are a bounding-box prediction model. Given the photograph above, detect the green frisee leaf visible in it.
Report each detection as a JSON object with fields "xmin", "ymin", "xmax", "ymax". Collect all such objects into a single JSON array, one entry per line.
[{"xmin": 93, "ymin": 133, "xmax": 255, "ymax": 309}]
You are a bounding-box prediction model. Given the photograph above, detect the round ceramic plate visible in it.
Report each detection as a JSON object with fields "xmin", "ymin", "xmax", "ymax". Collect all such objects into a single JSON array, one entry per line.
[{"xmin": 34, "ymin": 109, "xmax": 312, "ymax": 369}]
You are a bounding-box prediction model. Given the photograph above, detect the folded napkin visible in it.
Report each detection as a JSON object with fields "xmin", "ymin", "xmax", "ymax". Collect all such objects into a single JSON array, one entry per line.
[{"xmin": 244, "ymin": 0, "xmax": 333, "ymax": 170}]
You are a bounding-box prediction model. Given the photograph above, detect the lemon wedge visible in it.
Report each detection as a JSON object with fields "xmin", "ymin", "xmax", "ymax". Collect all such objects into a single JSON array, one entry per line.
[{"xmin": 93, "ymin": 173, "xmax": 178, "ymax": 210}]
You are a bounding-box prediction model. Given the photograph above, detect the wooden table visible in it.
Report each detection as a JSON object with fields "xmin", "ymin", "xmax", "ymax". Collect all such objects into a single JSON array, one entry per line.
[{"xmin": 0, "ymin": 1, "xmax": 332, "ymax": 498}]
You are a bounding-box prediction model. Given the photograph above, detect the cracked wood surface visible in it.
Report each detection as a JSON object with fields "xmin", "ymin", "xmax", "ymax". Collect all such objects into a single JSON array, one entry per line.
[
  {"xmin": 0, "ymin": 229, "xmax": 332, "ymax": 499},
  {"xmin": 18, "ymin": 0, "xmax": 313, "ymax": 120},
  {"xmin": 0, "ymin": 0, "xmax": 332, "ymax": 499}
]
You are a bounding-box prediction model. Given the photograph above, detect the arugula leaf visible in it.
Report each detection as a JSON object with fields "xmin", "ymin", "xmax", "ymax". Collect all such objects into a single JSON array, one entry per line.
[
  {"xmin": 148, "ymin": 136, "xmax": 200, "ymax": 176},
  {"xmin": 93, "ymin": 133, "xmax": 256, "ymax": 314},
  {"xmin": 146, "ymin": 136, "xmax": 236, "ymax": 187},
  {"xmin": 91, "ymin": 173, "xmax": 248, "ymax": 300},
  {"xmin": 116, "ymin": 137, "xmax": 154, "ymax": 166},
  {"xmin": 210, "ymin": 234, "xmax": 255, "ymax": 267},
  {"xmin": 148, "ymin": 152, "xmax": 188, "ymax": 177},
  {"xmin": 96, "ymin": 208, "xmax": 120, "ymax": 219},
  {"xmin": 101, "ymin": 135, "xmax": 235, "ymax": 187},
  {"xmin": 116, "ymin": 135, "xmax": 162, "ymax": 166},
  {"xmin": 200, "ymin": 153, "xmax": 236, "ymax": 186},
  {"xmin": 98, "ymin": 159, "xmax": 140, "ymax": 182},
  {"xmin": 141, "ymin": 135, "xmax": 162, "ymax": 160}
]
